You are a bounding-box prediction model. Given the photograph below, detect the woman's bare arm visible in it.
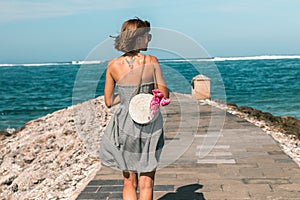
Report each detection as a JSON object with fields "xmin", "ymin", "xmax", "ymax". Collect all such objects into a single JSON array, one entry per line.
[
  {"xmin": 104, "ymin": 62, "xmax": 120, "ymax": 108},
  {"xmin": 151, "ymin": 56, "xmax": 169, "ymax": 98}
]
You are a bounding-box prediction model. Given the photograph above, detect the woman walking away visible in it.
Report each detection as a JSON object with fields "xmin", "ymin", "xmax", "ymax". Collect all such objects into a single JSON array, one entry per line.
[{"xmin": 100, "ymin": 18, "xmax": 169, "ymax": 200}]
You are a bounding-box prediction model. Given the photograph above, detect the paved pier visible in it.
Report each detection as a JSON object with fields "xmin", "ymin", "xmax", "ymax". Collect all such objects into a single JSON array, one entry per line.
[{"xmin": 77, "ymin": 93, "xmax": 300, "ymax": 200}]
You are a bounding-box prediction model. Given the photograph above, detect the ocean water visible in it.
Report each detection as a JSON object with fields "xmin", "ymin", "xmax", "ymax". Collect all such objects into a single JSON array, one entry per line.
[{"xmin": 0, "ymin": 56, "xmax": 299, "ymax": 131}]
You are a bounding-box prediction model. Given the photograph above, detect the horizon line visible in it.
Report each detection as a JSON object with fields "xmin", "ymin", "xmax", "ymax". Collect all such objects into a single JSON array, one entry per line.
[{"xmin": 1, "ymin": 54, "xmax": 300, "ymax": 65}]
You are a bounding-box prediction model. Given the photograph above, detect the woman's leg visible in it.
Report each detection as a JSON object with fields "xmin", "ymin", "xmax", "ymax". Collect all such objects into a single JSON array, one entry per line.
[
  {"xmin": 123, "ymin": 171, "xmax": 138, "ymax": 200},
  {"xmin": 139, "ymin": 171, "xmax": 156, "ymax": 200}
]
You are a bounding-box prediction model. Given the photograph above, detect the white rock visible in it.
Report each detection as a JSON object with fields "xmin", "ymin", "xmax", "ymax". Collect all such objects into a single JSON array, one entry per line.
[{"xmin": 0, "ymin": 97, "xmax": 108, "ymax": 199}]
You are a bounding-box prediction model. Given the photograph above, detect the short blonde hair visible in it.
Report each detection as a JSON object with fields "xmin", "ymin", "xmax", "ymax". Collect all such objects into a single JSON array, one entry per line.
[{"xmin": 114, "ymin": 18, "xmax": 150, "ymax": 52}]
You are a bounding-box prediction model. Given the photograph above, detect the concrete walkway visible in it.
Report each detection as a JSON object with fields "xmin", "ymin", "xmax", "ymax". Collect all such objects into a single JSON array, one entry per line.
[{"xmin": 77, "ymin": 93, "xmax": 300, "ymax": 200}]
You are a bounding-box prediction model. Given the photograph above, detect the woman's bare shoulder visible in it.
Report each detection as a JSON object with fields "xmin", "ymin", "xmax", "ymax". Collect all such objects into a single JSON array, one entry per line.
[
  {"xmin": 107, "ymin": 57, "xmax": 122, "ymax": 70},
  {"xmin": 146, "ymin": 54, "xmax": 159, "ymax": 64}
]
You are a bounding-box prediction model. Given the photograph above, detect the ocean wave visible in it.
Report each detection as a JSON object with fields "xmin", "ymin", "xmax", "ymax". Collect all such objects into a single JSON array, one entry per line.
[
  {"xmin": 0, "ymin": 60, "xmax": 104, "ymax": 67},
  {"xmin": 159, "ymin": 59, "xmax": 206, "ymax": 63},
  {"xmin": 160, "ymin": 55, "xmax": 300, "ymax": 63},
  {"xmin": 212, "ymin": 55, "xmax": 300, "ymax": 62},
  {"xmin": 71, "ymin": 60, "xmax": 103, "ymax": 65},
  {"xmin": 0, "ymin": 62, "xmax": 72, "ymax": 67}
]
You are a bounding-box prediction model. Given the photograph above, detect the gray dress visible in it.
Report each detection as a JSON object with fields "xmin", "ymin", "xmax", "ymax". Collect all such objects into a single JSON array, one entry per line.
[{"xmin": 100, "ymin": 82, "xmax": 164, "ymax": 172}]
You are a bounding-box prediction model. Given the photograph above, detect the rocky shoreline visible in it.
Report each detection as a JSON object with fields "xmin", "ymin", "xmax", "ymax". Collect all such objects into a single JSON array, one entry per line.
[
  {"xmin": 0, "ymin": 96, "xmax": 116, "ymax": 200},
  {"xmin": 0, "ymin": 95, "xmax": 299, "ymax": 199}
]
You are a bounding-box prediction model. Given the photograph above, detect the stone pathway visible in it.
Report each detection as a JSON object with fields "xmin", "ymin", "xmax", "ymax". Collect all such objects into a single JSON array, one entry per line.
[{"xmin": 77, "ymin": 93, "xmax": 300, "ymax": 200}]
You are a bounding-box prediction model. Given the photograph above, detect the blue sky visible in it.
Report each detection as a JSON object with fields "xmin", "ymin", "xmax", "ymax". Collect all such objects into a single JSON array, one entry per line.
[{"xmin": 1, "ymin": 0, "xmax": 300, "ymax": 63}]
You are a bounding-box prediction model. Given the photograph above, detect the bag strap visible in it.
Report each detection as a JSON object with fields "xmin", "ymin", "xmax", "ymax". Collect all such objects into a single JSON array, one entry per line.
[
  {"xmin": 133, "ymin": 55, "xmax": 146, "ymax": 96},
  {"xmin": 153, "ymin": 66, "xmax": 158, "ymax": 89}
]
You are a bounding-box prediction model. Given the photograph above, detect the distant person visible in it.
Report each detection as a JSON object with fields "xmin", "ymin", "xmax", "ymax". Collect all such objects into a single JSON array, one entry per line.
[{"xmin": 100, "ymin": 18, "xmax": 169, "ymax": 200}]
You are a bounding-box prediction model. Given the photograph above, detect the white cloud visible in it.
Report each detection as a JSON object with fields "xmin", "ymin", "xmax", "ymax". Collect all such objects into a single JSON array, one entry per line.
[{"xmin": 0, "ymin": 0, "xmax": 140, "ymax": 22}]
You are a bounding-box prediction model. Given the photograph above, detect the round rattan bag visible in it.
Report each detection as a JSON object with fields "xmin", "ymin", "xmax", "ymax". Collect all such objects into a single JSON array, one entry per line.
[{"xmin": 129, "ymin": 93, "xmax": 158, "ymax": 124}]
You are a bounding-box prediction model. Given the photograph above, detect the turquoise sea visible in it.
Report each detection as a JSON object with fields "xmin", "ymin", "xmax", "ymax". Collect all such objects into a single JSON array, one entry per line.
[{"xmin": 0, "ymin": 56, "xmax": 299, "ymax": 132}]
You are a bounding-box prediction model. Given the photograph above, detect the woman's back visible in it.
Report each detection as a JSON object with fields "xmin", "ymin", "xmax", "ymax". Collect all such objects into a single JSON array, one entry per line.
[{"xmin": 109, "ymin": 54, "xmax": 156, "ymax": 86}]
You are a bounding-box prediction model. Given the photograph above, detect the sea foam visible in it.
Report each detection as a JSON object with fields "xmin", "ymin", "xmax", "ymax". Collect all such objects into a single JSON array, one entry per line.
[
  {"xmin": 159, "ymin": 55, "xmax": 300, "ymax": 63},
  {"xmin": 212, "ymin": 55, "xmax": 300, "ymax": 62},
  {"xmin": 0, "ymin": 60, "xmax": 104, "ymax": 67}
]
